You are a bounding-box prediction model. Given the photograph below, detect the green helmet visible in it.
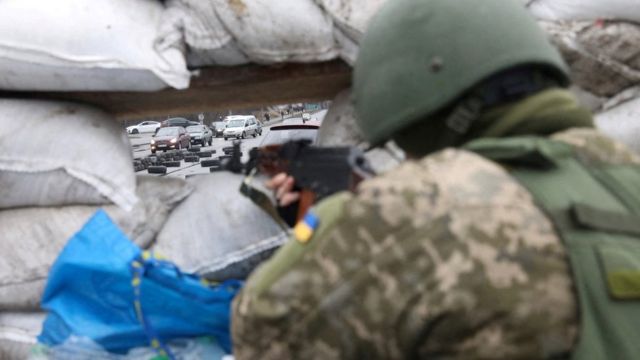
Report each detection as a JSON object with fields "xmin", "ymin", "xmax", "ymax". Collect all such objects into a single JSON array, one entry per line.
[{"xmin": 353, "ymin": 0, "xmax": 570, "ymax": 145}]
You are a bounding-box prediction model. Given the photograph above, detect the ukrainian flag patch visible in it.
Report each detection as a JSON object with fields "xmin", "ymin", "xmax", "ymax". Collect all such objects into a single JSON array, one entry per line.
[{"xmin": 294, "ymin": 212, "xmax": 320, "ymax": 244}]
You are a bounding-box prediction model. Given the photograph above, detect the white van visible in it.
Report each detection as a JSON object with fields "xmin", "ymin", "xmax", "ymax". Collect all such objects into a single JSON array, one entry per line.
[{"xmin": 223, "ymin": 115, "xmax": 260, "ymax": 140}]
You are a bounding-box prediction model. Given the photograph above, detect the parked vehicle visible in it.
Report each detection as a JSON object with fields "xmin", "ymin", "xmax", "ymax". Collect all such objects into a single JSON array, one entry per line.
[
  {"xmin": 126, "ymin": 121, "xmax": 160, "ymax": 134},
  {"xmin": 302, "ymin": 113, "xmax": 311, "ymax": 123},
  {"xmin": 150, "ymin": 126, "xmax": 190, "ymax": 153},
  {"xmin": 160, "ymin": 117, "xmax": 200, "ymax": 129},
  {"xmin": 212, "ymin": 122, "xmax": 226, "ymax": 137},
  {"xmin": 186, "ymin": 125, "xmax": 213, "ymax": 146},
  {"xmin": 223, "ymin": 115, "xmax": 260, "ymax": 140}
]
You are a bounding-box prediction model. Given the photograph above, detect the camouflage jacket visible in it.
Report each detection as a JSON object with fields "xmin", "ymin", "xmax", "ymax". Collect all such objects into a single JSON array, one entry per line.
[{"xmin": 232, "ymin": 128, "xmax": 640, "ymax": 359}]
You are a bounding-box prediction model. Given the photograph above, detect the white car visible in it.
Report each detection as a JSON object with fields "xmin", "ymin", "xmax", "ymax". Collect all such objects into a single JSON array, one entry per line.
[
  {"xmin": 302, "ymin": 113, "xmax": 311, "ymax": 123},
  {"xmin": 126, "ymin": 121, "xmax": 161, "ymax": 134},
  {"xmin": 223, "ymin": 116, "xmax": 260, "ymax": 140}
]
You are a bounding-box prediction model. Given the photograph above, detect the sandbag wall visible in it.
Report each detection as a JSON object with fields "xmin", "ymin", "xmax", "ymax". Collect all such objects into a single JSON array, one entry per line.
[
  {"xmin": 0, "ymin": 2, "xmax": 193, "ymax": 355},
  {"xmin": 0, "ymin": 100, "xmax": 194, "ymax": 358}
]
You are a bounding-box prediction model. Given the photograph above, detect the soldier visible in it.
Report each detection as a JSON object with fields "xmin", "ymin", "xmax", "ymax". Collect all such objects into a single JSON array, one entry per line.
[{"xmin": 233, "ymin": 0, "xmax": 640, "ymax": 358}]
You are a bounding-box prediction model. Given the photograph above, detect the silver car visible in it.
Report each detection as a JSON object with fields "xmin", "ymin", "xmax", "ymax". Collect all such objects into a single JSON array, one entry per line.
[
  {"xmin": 186, "ymin": 125, "xmax": 213, "ymax": 146},
  {"xmin": 223, "ymin": 116, "xmax": 260, "ymax": 140}
]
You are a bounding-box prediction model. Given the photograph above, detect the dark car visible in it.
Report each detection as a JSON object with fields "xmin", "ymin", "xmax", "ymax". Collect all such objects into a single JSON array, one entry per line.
[
  {"xmin": 212, "ymin": 122, "xmax": 226, "ymax": 137},
  {"xmin": 151, "ymin": 126, "xmax": 190, "ymax": 153},
  {"xmin": 160, "ymin": 117, "xmax": 200, "ymax": 129},
  {"xmin": 186, "ymin": 125, "xmax": 213, "ymax": 146}
]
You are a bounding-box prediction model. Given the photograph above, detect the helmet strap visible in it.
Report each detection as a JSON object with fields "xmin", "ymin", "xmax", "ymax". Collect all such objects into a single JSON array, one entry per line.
[{"xmin": 445, "ymin": 94, "xmax": 484, "ymax": 134}]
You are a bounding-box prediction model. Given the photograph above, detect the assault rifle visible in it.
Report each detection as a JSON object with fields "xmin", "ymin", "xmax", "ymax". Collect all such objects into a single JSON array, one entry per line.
[{"xmin": 223, "ymin": 140, "xmax": 375, "ymax": 224}]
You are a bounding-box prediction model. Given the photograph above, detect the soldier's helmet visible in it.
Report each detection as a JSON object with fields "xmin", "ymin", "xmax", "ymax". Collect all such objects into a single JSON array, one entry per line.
[{"xmin": 353, "ymin": 0, "xmax": 570, "ymax": 148}]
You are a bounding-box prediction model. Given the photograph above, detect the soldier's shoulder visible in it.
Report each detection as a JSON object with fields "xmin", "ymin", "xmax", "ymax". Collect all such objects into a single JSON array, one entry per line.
[
  {"xmin": 356, "ymin": 147, "xmax": 534, "ymax": 212},
  {"xmin": 552, "ymin": 127, "xmax": 640, "ymax": 165}
]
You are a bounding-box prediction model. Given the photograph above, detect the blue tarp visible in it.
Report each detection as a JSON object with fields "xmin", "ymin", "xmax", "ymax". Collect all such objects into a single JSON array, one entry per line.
[{"xmin": 38, "ymin": 210, "xmax": 241, "ymax": 356}]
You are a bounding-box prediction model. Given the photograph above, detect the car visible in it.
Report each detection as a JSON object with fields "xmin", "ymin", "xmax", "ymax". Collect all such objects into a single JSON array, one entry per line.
[
  {"xmin": 160, "ymin": 117, "xmax": 200, "ymax": 129},
  {"xmin": 223, "ymin": 115, "xmax": 260, "ymax": 140},
  {"xmin": 258, "ymin": 123, "xmax": 319, "ymax": 147},
  {"xmin": 186, "ymin": 125, "xmax": 213, "ymax": 146},
  {"xmin": 126, "ymin": 121, "xmax": 160, "ymax": 134},
  {"xmin": 302, "ymin": 113, "xmax": 311, "ymax": 123},
  {"xmin": 212, "ymin": 122, "xmax": 226, "ymax": 137},
  {"xmin": 150, "ymin": 126, "xmax": 190, "ymax": 153}
]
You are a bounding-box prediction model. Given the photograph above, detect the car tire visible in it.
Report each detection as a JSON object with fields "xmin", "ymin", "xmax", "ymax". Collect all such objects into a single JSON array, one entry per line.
[
  {"xmin": 202, "ymin": 139, "xmax": 207, "ymax": 147},
  {"xmin": 224, "ymin": 137, "xmax": 227, "ymax": 141},
  {"xmin": 151, "ymin": 149, "xmax": 156, "ymax": 154},
  {"xmin": 208, "ymin": 138, "xmax": 212, "ymax": 146},
  {"xmin": 242, "ymin": 132, "xmax": 246, "ymax": 139},
  {"xmin": 132, "ymin": 129, "xmax": 139, "ymax": 134},
  {"xmin": 177, "ymin": 142, "xmax": 182, "ymax": 150}
]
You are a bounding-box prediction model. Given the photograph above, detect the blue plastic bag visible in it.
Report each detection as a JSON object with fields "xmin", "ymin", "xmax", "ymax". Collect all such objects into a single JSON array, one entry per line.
[{"xmin": 38, "ymin": 210, "xmax": 242, "ymax": 357}]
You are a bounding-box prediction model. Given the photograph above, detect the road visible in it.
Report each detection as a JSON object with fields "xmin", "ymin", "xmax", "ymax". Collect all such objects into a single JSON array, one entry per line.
[{"xmin": 128, "ymin": 110, "xmax": 327, "ymax": 178}]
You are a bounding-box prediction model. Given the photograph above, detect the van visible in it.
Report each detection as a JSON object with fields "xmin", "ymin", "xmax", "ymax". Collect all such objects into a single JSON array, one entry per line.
[{"xmin": 223, "ymin": 115, "xmax": 260, "ymax": 140}]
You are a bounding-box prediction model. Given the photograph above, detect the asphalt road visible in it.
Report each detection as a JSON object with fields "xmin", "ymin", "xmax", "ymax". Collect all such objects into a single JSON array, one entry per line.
[{"xmin": 128, "ymin": 111, "xmax": 326, "ymax": 178}]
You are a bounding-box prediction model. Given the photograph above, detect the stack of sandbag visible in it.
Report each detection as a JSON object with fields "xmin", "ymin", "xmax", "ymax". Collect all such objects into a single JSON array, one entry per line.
[
  {"xmin": 522, "ymin": 0, "xmax": 640, "ymax": 153},
  {"xmin": 158, "ymin": 0, "xmax": 387, "ymax": 67},
  {"xmin": 0, "ymin": 0, "xmax": 190, "ymax": 91},
  {"xmin": 152, "ymin": 172, "xmax": 290, "ymax": 282},
  {"xmin": 0, "ymin": 99, "xmax": 193, "ymax": 358}
]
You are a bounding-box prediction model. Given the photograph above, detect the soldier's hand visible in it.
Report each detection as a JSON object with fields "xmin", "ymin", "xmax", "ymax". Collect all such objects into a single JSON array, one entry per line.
[{"xmin": 266, "ymin": 172, "xmax": 300, "ymax": 207}]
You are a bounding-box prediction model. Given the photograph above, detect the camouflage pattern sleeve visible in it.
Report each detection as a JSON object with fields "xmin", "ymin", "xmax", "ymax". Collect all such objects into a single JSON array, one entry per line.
[{"xmin": 232, "ymin": 149, "xmax": 578, "ymax": 359}]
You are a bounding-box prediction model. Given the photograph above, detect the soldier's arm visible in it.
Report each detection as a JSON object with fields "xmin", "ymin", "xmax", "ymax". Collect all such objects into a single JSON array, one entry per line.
[{"xmin": 232, "ymin": 160, "xmax": 577, "ymax": 358}]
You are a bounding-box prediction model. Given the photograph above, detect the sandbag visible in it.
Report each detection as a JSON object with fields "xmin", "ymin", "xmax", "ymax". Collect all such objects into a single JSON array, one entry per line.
[
  {"xmin": 596, "ymin": 97, "xmax": 640, "ymax": 154},
  {"xmin": 0, "ymin": 0, "xmax": 189, "ymax": 91},
  {"xmin": 0, "ymin": 99, "xmax": 137, "ymax": 210},
  {"xmin": 315, "ymin": 0, "xmax": 386, "ymax": 41},
  {"xmin": 0, "ymin": 176, "xmax": 192, "ymax": 311},
  {"xmin": 541, "ymin": 20, "xmax": 640, "ymax": 99},
  {"xmin": 526, "ymin": 0, "xmax": 640, "ymax": 23},
  {"xmin": 161, "ymin": 0, "xmax": 338, "ymax": 66},
  {"xmin": 0, "ymin": 312, "xmax": 45, "ymax": 360},
  {"xmin": 314, "ymin": 0, "xmax": 387, "ymax": 64},
  {"xmin": 153, "ymin": 172, "xmax": 289, "ymax": 281},
  {"xmin": 159, "ymin": 0, "xmax": 250, "ymax": 67}
]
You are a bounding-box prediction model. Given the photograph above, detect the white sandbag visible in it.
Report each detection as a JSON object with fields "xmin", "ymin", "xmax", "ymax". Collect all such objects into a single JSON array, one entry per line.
[
  {"xmin": 159, "ymin": 0, "xmax": 250, "ymax": 67},
  {"xmin": 0, "ymin": 0, "xmax": 189, "ymax": 91},
  {"xmin": 315, "ymin": 0, "xmax": 387, "ymax": 64},
  {"xmin": 333, "ymin": 27, "xmax": 360, "ymax": 66},
  {"xmin": 153, "ymin": 172, "xmax": 289, "ymax": 281},
  {"xmin": 527, "ymin": 0, "xmax": 640, "ymax": 23},
  {"xmin": 0, "ymin": 176, "xmax": 192, "ymax": 310},
  {"xmin": 595, "ymin": 97, "xmax": 640, "ymax": 154},
  {"xmin": 541, "ymin": 20, "xmax": 640, "ymax": 98},
  {"xmin": 0, "ymin": 312, "xmax": 44, "ymax": 360},
  {"xmin": 216, "ymin": 0, "xmax": 336, "ymax": 63},
  {"xmin": 315, "ymin": 0, "xmax": 387, "ymax": 41},
  {"xmin": 0, "ymin": 99, "xmax": 137, "ymax": 210}
]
